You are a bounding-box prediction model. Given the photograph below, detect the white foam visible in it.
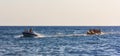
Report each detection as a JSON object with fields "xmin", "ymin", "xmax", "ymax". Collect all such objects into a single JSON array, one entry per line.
[
  {"xmin": 45, "ymin": 33, "xmax": 88, "ymax": 37},
  {"xmin": 104, "ymin": 31, "xmax": 120, "ymax": 35},
  {"xmin": 65, "ymin": 34, "xmax": 87, "ymax": 37},
  {"xmin": 35, "ymin": 34, "xmax": 45, "ymax": 38},
  {"xmin": 14, "ymin": 35, "xmax": 23, "ymax": 38}
]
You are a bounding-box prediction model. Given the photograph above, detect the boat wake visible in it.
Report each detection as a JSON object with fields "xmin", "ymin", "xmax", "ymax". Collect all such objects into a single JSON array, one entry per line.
[
  {"xmin": 15, "ymin": 33, "xmax": 106, "ymax": 38},
  {"xmin": 44, "ymin": 33, "xmax": 96, "ymax": 38},
  {"xmin": 33, "ymin": 32, "xmax": 45, "ymax": 38},
  {"xmin": 14, "ymin": 31, "xmax": 120, "ymax": 38},
  {"xmin": 103, "ymin": 31, "xmax": 120, "ymax": 35}
]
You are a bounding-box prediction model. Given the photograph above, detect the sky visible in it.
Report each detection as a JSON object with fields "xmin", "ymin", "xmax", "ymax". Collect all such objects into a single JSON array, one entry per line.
[{"xmin": 0, "ymin": 0, "xmax": 120, "ymax": 26}]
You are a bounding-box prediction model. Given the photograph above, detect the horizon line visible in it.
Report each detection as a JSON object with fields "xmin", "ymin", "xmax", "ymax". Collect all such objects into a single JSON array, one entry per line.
[{"xmin": 0, "ymin": 25, "xmax": 120, "ymax": 26}]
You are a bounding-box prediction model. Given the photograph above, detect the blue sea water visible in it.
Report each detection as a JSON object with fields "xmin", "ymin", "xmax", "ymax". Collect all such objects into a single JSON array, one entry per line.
[{"xmin": 0, "ymin": 26, "xmax": 120, "ymax": 56}]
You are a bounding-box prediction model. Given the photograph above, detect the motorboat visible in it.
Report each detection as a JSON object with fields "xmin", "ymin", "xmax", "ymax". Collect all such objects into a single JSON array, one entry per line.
[
  {"xmin": 22, "ymin": 31, "xmax": 38, "ymax": 37},
  {"xmin": 22, "ymin": 28, "xmax": 38, "ymax": 37}
]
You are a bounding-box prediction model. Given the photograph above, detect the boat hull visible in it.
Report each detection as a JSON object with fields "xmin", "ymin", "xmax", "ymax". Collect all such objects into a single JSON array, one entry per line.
[{"xmin": 22, "ymin": 32, "xmax": 37, "ymax": 37}]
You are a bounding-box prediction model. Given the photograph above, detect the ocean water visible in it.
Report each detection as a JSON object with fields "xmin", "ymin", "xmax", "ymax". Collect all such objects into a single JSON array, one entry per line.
[{"xmin": 0, "ymin": 26, "xmax": 120, "ymax": 56}]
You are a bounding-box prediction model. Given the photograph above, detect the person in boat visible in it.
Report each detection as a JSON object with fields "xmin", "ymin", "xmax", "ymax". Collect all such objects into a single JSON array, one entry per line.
[
  {"xmin": 29, "ymin": 28, "xmax": 33, "ymax": 33},
  {"xmin": 87, "ymin": 29, "xmax": 101, "ymax": 35},
  {"xmin": 24, "ymin": 28, "xmax": 33, "ymax": 33},
  {"xmin": 87, "ymin": 29, "xmax": 95, "ymax": 34}
]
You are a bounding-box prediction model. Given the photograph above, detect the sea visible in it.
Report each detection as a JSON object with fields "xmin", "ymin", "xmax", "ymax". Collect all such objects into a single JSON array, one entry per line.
[{"xmin": 0, "ymin": 26, "xmax": 120, "ymax": 56}]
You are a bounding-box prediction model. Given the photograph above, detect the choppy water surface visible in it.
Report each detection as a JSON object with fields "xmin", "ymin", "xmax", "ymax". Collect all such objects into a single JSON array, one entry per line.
[{"xmin": 0, "ymin": 26, "xmax": 120, "ymax": 56}]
